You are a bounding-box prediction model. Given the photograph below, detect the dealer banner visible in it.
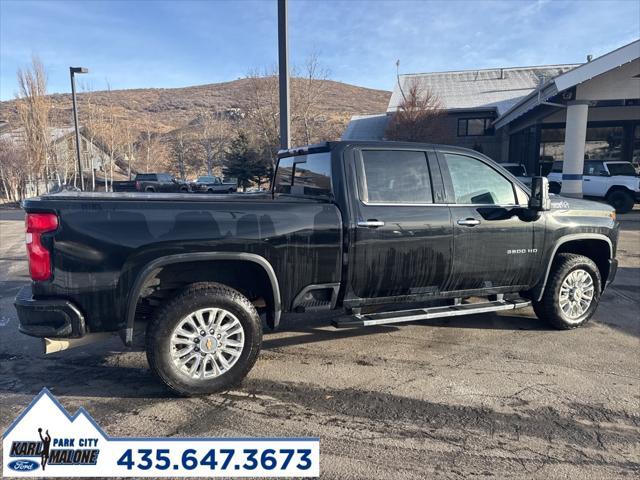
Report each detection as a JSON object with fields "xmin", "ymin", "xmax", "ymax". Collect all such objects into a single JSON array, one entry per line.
[{"xmin": 3, "ymin": 389, "xmax": 319, "ymax": 477}]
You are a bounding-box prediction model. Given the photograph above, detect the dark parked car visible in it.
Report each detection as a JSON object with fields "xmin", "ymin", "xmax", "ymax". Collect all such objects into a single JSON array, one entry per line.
[
  {"xmin": 135, "ymin": 173, "xmax": 190, "ymax": 193},
  {"xmin": 190, "ymin": 175, "xmax": 237, "ymax": 194},
  {"xmin": 16, "ymin": 141, "xmax": 618, "ymax": 395},
  {"xmin": 113, "ymin": 173, "xmax": 190, "ymax": 193}
]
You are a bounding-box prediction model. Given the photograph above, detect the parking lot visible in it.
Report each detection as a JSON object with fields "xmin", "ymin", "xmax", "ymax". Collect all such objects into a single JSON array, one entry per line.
[{"xmin": 0, "ymin": 207, "xmax": 638, "ymax": 479}]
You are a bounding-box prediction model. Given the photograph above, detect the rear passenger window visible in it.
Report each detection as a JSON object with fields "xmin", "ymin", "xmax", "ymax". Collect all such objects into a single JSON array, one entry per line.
[
  {"xmin": 274, "ymin": 157, "xmax": 294, "ymax": 194},
  {"xmin": 444, "ymin": 153, "xmax": 515, "ymax": 205},
  {"xmin": 358, "ymin": 150, "xmax": 433, "ymax": 204},
  {"xmin": 584, "ymin": 161, "xmax": 606, "ymax": 175},
  {"xmin": 551, "ymin": 161, "xmax": 564, "ymax": 173},
  {"xmin": 292, "ymin": 153, "xmax": 332, "ymax": 196},
  {"xmin": 274, "ymin": 153, "xmax": 332, "ymax": 197}
]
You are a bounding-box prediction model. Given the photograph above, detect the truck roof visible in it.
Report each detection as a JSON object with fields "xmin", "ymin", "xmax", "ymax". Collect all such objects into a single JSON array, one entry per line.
[{"xmin": 277, "ymin": 140, "xmax": 481, "ymax": 159}]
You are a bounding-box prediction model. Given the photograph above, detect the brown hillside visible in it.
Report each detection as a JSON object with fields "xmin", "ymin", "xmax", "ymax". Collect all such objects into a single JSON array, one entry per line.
[{"xmin": 0, "ymin": 78, "xmax": 391, "ymax": 137}]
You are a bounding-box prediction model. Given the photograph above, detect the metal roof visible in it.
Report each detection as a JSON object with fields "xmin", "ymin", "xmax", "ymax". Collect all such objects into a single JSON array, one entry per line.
[
  {"xmin": 387, "ymin": 65, "xmax": 578, "ymax": 115},
  {"xmin": 341, "ymin": 113, "xmax": 390, "ymax": 141},
  {"xmin": 494, "ymin": 39, "xmax": 640, "ymax": 129},
  {"xmin": 0, "ymin": 126, "xmax": 79, "ymax": 145}
]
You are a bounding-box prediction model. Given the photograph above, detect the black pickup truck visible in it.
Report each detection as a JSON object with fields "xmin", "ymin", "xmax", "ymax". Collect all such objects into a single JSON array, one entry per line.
[
  {"xmin": 113, "ymin": 173, "xmax": 190, "ymax": 193},
  {"xmin": 15, "ymin": 141, "xmax": 618, "ymax": 395}
]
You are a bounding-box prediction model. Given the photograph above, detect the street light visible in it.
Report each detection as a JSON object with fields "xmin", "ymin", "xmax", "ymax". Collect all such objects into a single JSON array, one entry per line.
[{"xmin": 70, "ymin": 66, "xmax": 88, "ymax": 190}]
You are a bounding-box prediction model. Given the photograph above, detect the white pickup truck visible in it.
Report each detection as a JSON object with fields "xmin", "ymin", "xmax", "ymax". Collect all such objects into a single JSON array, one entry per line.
[{"xmin": 548, "ymin": 160, "xmax": 640, "ymax": 213}]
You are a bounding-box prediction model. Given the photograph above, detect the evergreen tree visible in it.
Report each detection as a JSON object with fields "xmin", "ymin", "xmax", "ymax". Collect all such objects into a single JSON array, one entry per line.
[{"xmin": 223, "ymin": 132, "xmax": 270, "ymax": 190}]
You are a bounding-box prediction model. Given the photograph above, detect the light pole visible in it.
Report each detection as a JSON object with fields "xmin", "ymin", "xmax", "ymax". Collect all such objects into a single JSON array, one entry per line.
[
  {"xmin": 70, "ymin": 66, "xmax": 88, "ymax": 190},
  {"xmin": 277, "ymin": 0, "xmax": 290, "ymax": 150}
]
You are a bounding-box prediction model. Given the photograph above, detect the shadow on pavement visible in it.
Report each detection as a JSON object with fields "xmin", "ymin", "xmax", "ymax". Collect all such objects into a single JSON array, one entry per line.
[
  {"xmin": 597, "ymin": 266, "xmax": 640, "ymax": 339},
  {"xmin": 266, "ymin": 309, "xmax": 552, "ymax": 351}
]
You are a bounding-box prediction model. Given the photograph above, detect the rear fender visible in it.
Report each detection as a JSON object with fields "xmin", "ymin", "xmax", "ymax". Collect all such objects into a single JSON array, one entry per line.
[{"xmin": 122, "ymin": 252, "xmax": 281, "ymax": 345}]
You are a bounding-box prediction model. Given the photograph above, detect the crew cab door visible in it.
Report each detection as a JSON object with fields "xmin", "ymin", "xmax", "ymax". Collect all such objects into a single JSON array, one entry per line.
[
  {"xmin": 158, "ymin": 173, "xmax": 173, "ymax": 192},
  {"xmin": 437, "ymin": 150, "xmax": 543, "ymax": 292},
  {"xmin": 347, "ymin": 147, "xmax": 453, "ymax": 301},
  {"xmin": 582, "ymin": 161, "xmax": 609, "ymax": 197}
]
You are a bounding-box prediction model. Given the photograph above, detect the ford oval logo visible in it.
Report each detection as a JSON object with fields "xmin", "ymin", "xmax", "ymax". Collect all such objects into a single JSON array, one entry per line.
[{"xmin": 8, "ymin": 459, "xmax": 39, "ymax": 471}]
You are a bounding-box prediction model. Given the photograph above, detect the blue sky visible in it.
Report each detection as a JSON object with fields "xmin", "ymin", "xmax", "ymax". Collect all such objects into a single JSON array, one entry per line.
[{"xmin": 1, "ymin": 0, "xmax": 639, "ymax": 100}]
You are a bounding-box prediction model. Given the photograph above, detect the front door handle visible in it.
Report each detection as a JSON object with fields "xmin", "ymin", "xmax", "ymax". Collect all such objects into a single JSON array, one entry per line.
[
  {"xmin": 457, "ymin": 218, "xmax": 481, "ymax": 226},
  {"xmin": 357, "ymin": 220, "xmax": 385, "ymax": 228}
]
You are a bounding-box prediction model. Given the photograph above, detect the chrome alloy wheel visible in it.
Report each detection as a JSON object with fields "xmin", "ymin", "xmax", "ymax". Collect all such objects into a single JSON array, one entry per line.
[
  {"xmin": 558, "ymin": 269, "xmax": 595, "ymax": 322},
  {"xmin": 170, "ymin": 308, "xmax": 245, "ymax": 379}
]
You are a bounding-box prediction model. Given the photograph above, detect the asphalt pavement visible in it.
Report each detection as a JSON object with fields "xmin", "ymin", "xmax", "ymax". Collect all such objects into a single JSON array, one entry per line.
[{"xmin": 0, "ymin": 207, "xmax": 638, "ymax": 479}]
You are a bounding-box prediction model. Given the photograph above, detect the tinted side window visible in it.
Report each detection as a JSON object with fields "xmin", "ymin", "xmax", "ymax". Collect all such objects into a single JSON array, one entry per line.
[
  {"xmin": 551, "ymin": 161, "xmax": 564, "ymax": 173},
  {"xmin": 274, "ymin": 157, "xmax": 294, "ymax": 194},
  {"xmin": 292, "ymin": 153, "xmax": 332, "ymax": 196},
  {"xmin": 583, "ymin": 161, "xmax": 606, "ymax": 175},
  {"xmin": 444, "ymin": 153, "xmax": 515, "ymax": 205},
  {"xmin": 359, "ymin": 150, "xmax": 433, "ymax": 204},
  {"xmin": 274, "ymin": 152, "xmax": 332, "ymax": 197},
  {"xmin": 135, "ymin": 174, "xmax": 156, "ymax": 181}
]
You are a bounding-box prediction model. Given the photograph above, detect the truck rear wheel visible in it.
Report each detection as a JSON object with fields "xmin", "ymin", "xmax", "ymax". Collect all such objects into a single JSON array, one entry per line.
[
  {"xmin": 146, "ymin": 282, "xmax": 262, "ymax": 396},
  {"xmin": 606, "ymin": 190, "xmax": 634, "ymax": 214},
  {"xmin": 532, "ymin": 253, "xmax": 601, "ymax": 329}
]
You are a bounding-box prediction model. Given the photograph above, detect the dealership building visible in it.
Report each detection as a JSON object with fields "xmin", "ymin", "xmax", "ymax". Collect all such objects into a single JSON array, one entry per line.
[{"xmin": 343, "ymin": 40, "xmax": 640, "ymax": 196}]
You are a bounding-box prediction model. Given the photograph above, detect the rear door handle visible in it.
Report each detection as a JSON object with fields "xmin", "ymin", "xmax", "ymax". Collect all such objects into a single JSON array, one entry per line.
[
  {"xmin": 457, "ymin": 218, "xmax": 480, "ymax": 226},
  {"xmin": 357, "ymin": 220, "xmax": 385, "ymax": 228}
]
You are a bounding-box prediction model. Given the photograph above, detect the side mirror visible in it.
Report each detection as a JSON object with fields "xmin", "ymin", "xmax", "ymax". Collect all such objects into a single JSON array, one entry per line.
[
  {"xmin": 529, "ymin": 176, "xmax": 551, "ymax": 211},
  {"xmin": 599, "ymin": 171, "xmax": 610, "ymax": 177}
]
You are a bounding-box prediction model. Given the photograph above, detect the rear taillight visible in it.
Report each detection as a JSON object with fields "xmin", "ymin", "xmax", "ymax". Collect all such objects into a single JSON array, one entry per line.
[
  {"xmin": 135, "ymin": 181, "xmax": 140, "ymax": 190},
  {"xmin": 25, "ymin": 213, "xmax": 58, "ymax": 281}
]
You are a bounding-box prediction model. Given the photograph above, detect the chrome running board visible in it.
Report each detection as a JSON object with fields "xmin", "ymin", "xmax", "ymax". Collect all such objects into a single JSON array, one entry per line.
[{"xmin": 332, "ymin": 298, "xmax": 531, "ymax": 328}]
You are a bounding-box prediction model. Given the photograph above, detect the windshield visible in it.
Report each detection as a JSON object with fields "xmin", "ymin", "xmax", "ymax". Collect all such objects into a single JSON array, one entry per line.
[
  {"xmin": 197, "ymin": 176, "xmax": 218, "ymax": 183},
  {"xmin": 607, "ymin": 163, "xmax": 637, "ymax": 176}
]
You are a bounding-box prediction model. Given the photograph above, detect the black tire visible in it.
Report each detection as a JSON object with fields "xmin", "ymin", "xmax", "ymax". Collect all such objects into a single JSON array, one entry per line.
[
  {"xmin": 532, "ymin": 253, "xmax": 601, "ymax": 330},
  {"xmin": 146, "ymin": 282, "xmax": 262, "ymax": 396},
  {"xmin": 180, "ymin": 187, "xmax": 188, "ymax": 193},
  {"xmin": 549, "ymin": 182, "xmax": 561, "ymax": 194},
  {"xmin": 206, "ymin": 188, "xmax": 214, "ymax": 193},
  {"xmin": 606, "ymin": 190, "xmax": 634, "ymax": 214},
  {"xmin": 145, "ymin": 187, "xmax": 155, "ymax": 193}
]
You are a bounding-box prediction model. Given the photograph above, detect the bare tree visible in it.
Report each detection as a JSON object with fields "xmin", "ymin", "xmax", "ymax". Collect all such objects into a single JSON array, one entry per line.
[
  {"xmin": 121, "ymin": 121, "xmax": 137, "ymax": 180},
  {"xmin": 98, "ymin": 83, "xmax": 126, "ymax": 191},
  {"xmin": 82, "ymin": 84, "xmax": 105, "ymax": 190},
  {"xmin": 170, "ymin": 131, "xmax": 201, "ymax": 180},
  {"xmin": 245, "ymin": 55, "xmax": 335, "ymax": 173},
  {"xmin": 0, "ymin": 139, "xmax": 29, "ymax": 202},
  {"xmin": 195, "ymin": 109, "xmax": 231, "ymax": 176},
  {"xmin": 385, "ymin": 80, "xmax": 451, "ymax": 143},
  {"xmin": 138, "ymin": 113, "xmax": 169, "ymax": 173},
  {"xmin": 245, "ymin": 67, "xmax": 280, "ymax": 169},
  {"xmin": 15, "ymin": 55, "xmax": 51, "ymax": 194},
  {"xmin": 291, "ymin": 53, "xmax": 330, "ymax": 145}
]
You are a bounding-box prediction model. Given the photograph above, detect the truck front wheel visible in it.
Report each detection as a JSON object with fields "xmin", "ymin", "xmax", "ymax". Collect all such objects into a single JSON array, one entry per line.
[
  {"xmin": 146, "ymin": 283, "xmax": 262, "ymax": 396},
  {"xmin": 532, "ymin": 253, "xmax": 601, "ymax": 329}
]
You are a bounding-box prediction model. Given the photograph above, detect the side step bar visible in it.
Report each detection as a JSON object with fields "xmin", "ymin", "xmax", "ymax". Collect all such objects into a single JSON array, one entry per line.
[{"xmin": 332, "ymin": 298, "xmax": 531, "ymax": 328}]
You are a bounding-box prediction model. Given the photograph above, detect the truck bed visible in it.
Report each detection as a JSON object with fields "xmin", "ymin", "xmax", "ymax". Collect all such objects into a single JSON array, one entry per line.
[{"xmin": 22, "ymin": 192, "xmax": 343, "ymax": 333}]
